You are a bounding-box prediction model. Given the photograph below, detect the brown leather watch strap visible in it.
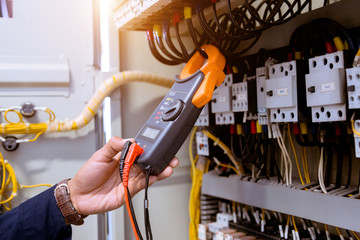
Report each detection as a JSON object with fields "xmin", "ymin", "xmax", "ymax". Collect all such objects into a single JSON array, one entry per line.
[{"xmin": 54, "ymin": 179, "xmax": 87, "ymax": 225}]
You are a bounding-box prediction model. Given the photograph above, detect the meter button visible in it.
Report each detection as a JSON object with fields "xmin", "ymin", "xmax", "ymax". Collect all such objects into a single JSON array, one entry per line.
[{"xmin": 161, "ymin": 100, "xmax": 184, "ymax": 121}]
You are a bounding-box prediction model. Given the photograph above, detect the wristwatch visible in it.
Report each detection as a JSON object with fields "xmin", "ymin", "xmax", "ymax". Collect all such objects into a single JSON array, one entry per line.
[{"xmin": 54, "ymin": 179, "xmax": 87, "ymax": 225}]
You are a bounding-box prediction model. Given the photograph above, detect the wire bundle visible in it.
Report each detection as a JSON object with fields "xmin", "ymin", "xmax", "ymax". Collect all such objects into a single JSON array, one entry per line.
[
  {"xmin": 0, "ymin": 152, "xmax": 52, "ymax": 211},
  {"xmin": 146, "ymin": 0, "xmax": 329, "ymax": 64}
]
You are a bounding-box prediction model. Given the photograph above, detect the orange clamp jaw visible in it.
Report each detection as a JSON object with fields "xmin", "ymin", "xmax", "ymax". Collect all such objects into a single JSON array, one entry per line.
[
  {"xmin": 123, "ymin": 143, "xmax": 144, "ymax": 187},
  {"xmin": 179, "ymin": 45, "xmax": 226, "ymax": 108}
]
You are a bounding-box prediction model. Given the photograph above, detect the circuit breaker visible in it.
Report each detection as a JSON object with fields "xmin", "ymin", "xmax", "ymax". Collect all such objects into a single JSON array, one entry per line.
[
  {"xmin": 211, "ymin": 74, "xmax": 234, "ymax": 125},
  {"xmin": 266, "ymin": 60, "xmax": 308, "ymax": 123},
  {"xmin": 346, "ymin": 67, "xmax": 360, "ymax": 109},
  {"xmin": 305, "ymin": 51, "xmax": 347, "ymax": 122}
]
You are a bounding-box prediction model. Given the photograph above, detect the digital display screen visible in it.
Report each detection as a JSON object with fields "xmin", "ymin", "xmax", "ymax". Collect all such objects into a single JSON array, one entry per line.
[{"xmin": 141, "ymin": 126, "xmax": 160, "ymax": 140}]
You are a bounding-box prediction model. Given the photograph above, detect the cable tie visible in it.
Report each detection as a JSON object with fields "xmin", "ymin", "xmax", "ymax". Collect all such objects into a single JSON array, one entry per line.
[
  {"xmin": 1, "ymin": 123, "xmax": 6, "ymax": 134},
  {"xmin": 144, "ymin": 199, "xmax": 148, "ymax": 209},
  {"xmin": 213, "ymin": 138, "xmax": 219, "ymax": 146},
  {"xmin": 26, "ymin": 123, "xmax": 30, "ymax": 134}
]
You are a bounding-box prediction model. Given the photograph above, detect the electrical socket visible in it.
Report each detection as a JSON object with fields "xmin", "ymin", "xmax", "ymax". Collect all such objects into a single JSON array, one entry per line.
[
  {"xmin": 346, "ymin": 67, "xmax": 360, "ymax": 109},
  {"xmin": 195, "ymin": 104, "xmax": 210, "ymax": 126},
  {"xmin": 266, "ymin": 61, "xmax": 299, "ymax": 122},
  {"xmin": 196, "ymin": 131, "xmax": 210, "ymax": 156},
  {"xmin": 305, "ymin": 51, "xmax": 347, "ymax": 122}
]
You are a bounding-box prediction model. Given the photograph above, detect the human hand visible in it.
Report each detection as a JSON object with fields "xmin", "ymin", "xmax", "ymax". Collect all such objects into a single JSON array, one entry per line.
[{"xmin": 67, "ymin": 136, "xmax": 179, "ymax": 215}]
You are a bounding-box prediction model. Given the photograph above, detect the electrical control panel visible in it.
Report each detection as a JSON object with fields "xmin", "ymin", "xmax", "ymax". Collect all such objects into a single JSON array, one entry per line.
[
  {"xmin": 305, "ymin": 51, "xmax": 347, "ymax": 122},
  {"xmin": 196, "ymin": 131, "xmax": 210, "ymax": 156},
  {"xmin": 211, "ymin": 74, "xmax": 235, "ymax": 125},
  {"xmin": 346, "ymin": 67, "xmax": 360, "ymax": 109},
  {"xmin": 256, "ymin": 67, "xmax": 269, "ymax": 125},
  {"xmin": 266, "ymin": 61, "xmax": 299, "ymax": 123}
]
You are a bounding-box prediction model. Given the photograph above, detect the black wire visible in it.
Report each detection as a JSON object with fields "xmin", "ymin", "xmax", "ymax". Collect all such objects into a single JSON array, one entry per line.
[
  {"xmin": 144, "ymin": 168, "xmax": 153, "ymax": 240},
  {"xmin": 175, "ymin": 22, "xmax": 190, "ymax": 62},
  {"xmin": 154, "ymin": 32, "xmax": 184, "ymax": 62},
  {"xmin": 162, "ymin": 22, "xmax": 184, "ymax": 58},
  {"xmin": 324, "ymin": 146, "xmax": 332, "ymax": 186},
  {"xmin": 335, "ymin": 145, "xmax": 343, "ymax": 189},
  {"xmin": 127, "ymin": 188, "xmax": 143, "ymax": 240},
  {"xmin": 146, "ymin": 30, "xmax": 182, "ymax": 65},
  {"xmin": 186, "ymin": 18, "xmax": 208, "ymax": 58}
]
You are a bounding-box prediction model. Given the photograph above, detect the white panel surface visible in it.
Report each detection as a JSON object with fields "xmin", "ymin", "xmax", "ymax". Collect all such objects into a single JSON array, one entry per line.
[{"xmin": 0, "ymin": 0, "xmax": 99, "ymax": 239}]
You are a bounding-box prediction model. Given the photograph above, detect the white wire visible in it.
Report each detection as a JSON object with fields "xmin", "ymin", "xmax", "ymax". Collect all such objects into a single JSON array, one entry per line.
[
  {"xmin": 274, "ymin": 124, "xmax": 293, "ymax": 186},
  {"xmin": 272, "ymin": 124, "xmax": 289, "ymax": 186},
  {"xmin": 280, "ymin": 125, "xmax": 292, "ymax": 185},
  {"xmin": 318, "ymin": 130, "xmax": 327, "ymax": 193}
]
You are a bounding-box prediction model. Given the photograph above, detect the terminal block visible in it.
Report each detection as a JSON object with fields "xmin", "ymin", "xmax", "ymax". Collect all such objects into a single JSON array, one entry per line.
[
  {"xmin": 266, "ymin": 60, "xmax": 309, "ymax": 123},
  {"xmin": 346, "ymin": 67, "xmax": 360, "ymax": 109},
  {"xmin": 211, "ymin": 74, "xmax": 234, "ymax": 125},
  {"xmin": 256, "ymin": 67, "xmax": 269, "ymax": 125},
  {"xmin": 305, "ymin": 51, "xmax": 347, "ymax": 122}
]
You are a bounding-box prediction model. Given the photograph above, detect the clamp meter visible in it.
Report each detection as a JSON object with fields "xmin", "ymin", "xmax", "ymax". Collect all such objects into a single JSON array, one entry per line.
[{"xmin": 134, "ymin": 45, "xmax": 226, "ymax": 175}]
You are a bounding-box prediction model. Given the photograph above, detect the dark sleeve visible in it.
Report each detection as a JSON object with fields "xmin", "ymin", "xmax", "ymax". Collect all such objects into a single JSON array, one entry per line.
[{"xmin": 0, "ymin": 185, "xmax": 72, "ymax": 240}]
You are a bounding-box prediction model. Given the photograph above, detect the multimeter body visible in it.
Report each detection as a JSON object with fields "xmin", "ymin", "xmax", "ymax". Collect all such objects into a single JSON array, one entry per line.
[
  {"xmin": 134, "ymin": 44, "xmax": 226, "ymax": 175},
  {"xmin": 135, "ymin": 71, "xmax": 205, "ymax": 175}
]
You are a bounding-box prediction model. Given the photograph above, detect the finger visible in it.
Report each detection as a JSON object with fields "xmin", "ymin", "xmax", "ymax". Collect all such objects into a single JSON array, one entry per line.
[
  {"xmin": 157, "ymin": 166, "xmax": 174, "ymax": 181},
  {"xmin": 169, "ymin": 157, "xmax": 179, "ymax": 168},
  {"xmin": 95, "ymin": 137, "xmax": 129, "ymax": 161},
  {"xmin": 148, "ymin": 175, "xmax": 159, "ymax": 186}
]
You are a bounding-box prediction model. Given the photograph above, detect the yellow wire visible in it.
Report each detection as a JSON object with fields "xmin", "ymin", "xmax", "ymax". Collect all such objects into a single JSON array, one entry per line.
[
  {"xmin": 351, "ymin": 120, "xmax": 360, "ymax": 137},
  {"xmin": 45, "ymin": 108, "xmax": 56, "ymax": 122},
  {"xmin": 20, "ymin": 183, "xmax": 52, "ymax": 188},
  {"xmin": 202, "ymin": 130, "xmax": 244, "ymax": 174},
  {"xmin": 302, "ymin": 147, "xmax": 311, "ymax": 183},
  {"xmin": 292, "ymin": 215, "xmax": 298, "ymax": 232},
  {"xmin": 217, "ymin": 162, "xmax": 240, "ymax": 175},
  {"xmin": 325, "ymin": 224, "xmax": 328, "ymax": 231},
  {"xmin": 336, "ymin": 227, "xmax": 342, "ymax": 236},
  {"xmin": 28, "ymin": 131, "xmax": 44, "ymax": 142},
  {"xmin": 4, "ymin": 109, "xmax": 23, "ymax": 124},
  {"xmin": 286, "ymin": 215, "xmax": 291, "ymax": 226},
  {"xmin": 352, "ymin": 231, "xmax": 360, "ymax": 240},
  {"xmin": 261, "ymin": 209, "xmax": 265, "ymax": 220},
  {"xmin": 189, "ymin": 127, "xmax": 198, "ymax": 180},
  {"xmin": 0, "ymin": 152, "xmax": 51, "ymax": 210},
  {"xmin": 287, "ymin": 123, "xmax": 304, "ymax": 185}
]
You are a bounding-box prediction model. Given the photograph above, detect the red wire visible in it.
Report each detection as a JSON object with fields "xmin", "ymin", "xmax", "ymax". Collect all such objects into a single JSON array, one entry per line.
[
  {"xmin": 122, "ymin": 143, "xmax": 144, "ymax": 240},
  {"xmin": 124, "ymin": 186, "xmax": 140, "ymax": 240}
]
